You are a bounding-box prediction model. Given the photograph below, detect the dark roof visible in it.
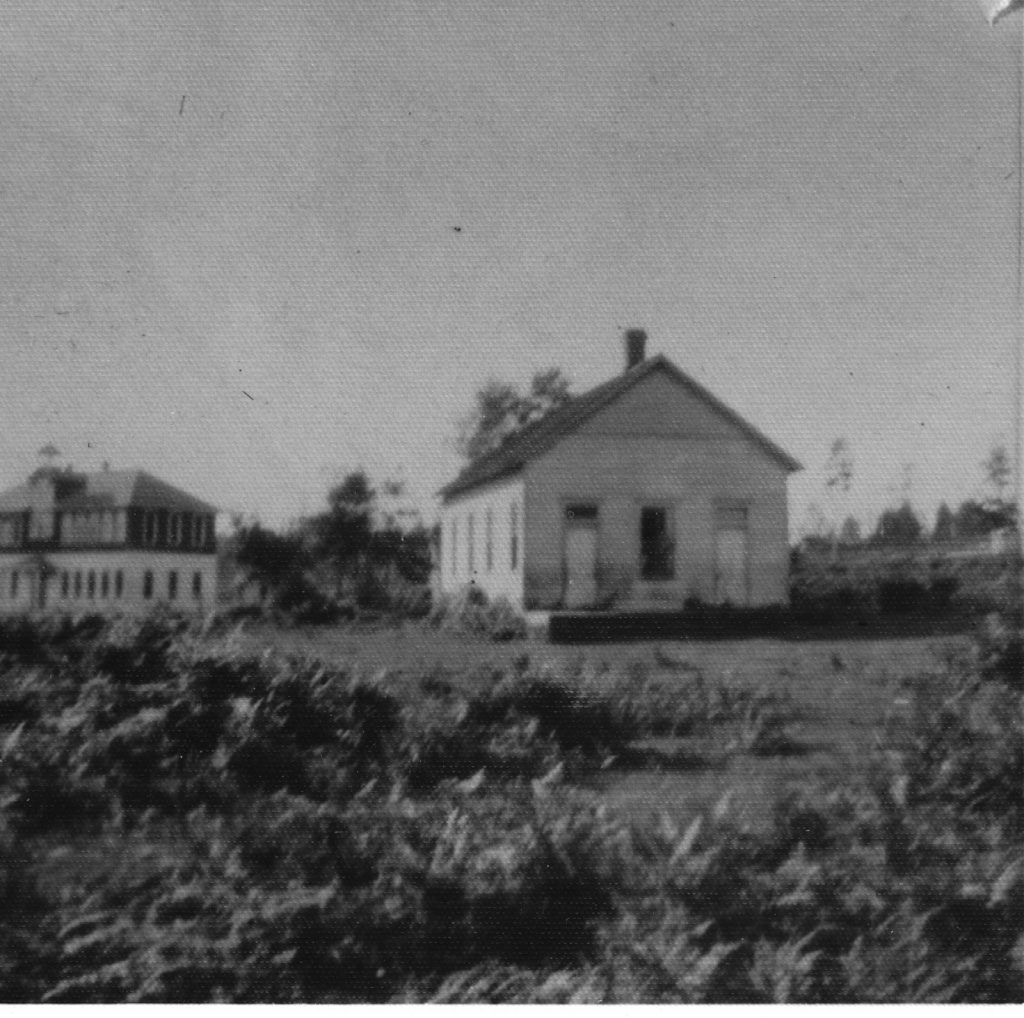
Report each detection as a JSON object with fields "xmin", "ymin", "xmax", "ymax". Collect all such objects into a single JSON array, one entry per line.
[
  {"xmin": 0, "ymin": 469, "xmax": 218, "ymax": 515},
  {"xmin": 440, "ymin": 354, "xmax": 801, "ymax": 500}
]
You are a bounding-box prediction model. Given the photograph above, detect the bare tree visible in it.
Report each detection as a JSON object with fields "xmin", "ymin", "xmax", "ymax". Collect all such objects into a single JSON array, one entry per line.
[
  {"xmin": 984, "ymin": 444, "xmax": 1012, "ymax": 507},
  {"xmin": 824, "ymin": 437, "xmax": 853, "ymax": 560}
]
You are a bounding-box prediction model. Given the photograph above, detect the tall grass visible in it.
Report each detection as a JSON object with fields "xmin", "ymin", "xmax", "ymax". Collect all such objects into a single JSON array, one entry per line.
[{"xmin": 0, "ymin": 611, "xmax": 1019, "ymax": 1002}]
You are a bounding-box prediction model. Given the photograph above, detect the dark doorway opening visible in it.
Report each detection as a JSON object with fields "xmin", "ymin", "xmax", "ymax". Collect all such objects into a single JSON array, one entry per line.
[{"xmin": 640, "ymin": 507, "xmax": 674, "ymax": 580}]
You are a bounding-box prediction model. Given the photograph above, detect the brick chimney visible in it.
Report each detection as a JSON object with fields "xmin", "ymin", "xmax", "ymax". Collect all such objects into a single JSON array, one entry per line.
[{"xmin": 624, "ymin": 328, "xmax": 647, "ymax": 371}]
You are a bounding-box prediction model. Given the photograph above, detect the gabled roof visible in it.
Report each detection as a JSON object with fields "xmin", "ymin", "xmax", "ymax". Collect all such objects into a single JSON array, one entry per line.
[
  {"xmin": 440, "ymin": 354, "xmax": 801, "ymax": 500},
  {"xmin": 0, "ymin": 469, "xmax": 218, "ymax": 515}
]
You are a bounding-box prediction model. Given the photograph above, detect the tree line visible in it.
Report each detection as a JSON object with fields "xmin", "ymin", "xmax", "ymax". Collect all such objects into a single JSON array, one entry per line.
[
  {"xmin": 226, "ymin": 368, "xmax": 572, "ymax": 618},
  {"xmin": 807, "ymin": 442, "xmax": 1018, "ymax": 551},
  {"xmin": 229, "ymin": 471, "xmax": 433, "ymax": 619},
  {"xmin": 229, "ymin": 374, "xmax": 1018, "ymax": 615}
]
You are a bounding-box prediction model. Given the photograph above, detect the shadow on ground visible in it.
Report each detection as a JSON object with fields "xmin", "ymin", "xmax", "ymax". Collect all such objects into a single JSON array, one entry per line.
[{"xmin": 547, "ymin": 605, "xmax": 983, "ymax": 644}]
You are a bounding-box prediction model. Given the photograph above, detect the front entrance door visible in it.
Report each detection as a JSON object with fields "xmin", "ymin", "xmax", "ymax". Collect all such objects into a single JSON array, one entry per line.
[
  {"xmin": 564, "ymin": 524, "xmax": 598, "ymax": 608},
  {"xmin": 714, "ymin": 527, "xmax": 748, "ymax": 605}
]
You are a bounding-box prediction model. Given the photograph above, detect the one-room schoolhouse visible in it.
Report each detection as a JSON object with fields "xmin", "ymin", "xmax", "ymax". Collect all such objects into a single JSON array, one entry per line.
[{"xmin": 437, "ymin": 330, "xmax": 801, "ymax": 611}]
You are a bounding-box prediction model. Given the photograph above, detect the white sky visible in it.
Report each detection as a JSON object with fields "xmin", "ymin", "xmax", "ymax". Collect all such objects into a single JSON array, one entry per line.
[{"xmin": 0, "ymin": 1, "xmax": 1020, "ymax": 536}]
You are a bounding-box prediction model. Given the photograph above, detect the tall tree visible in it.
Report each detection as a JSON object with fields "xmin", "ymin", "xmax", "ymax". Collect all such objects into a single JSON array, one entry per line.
[
  {"xmin": 824, "ymin": 437, "xmax": 854, "ymax": 559},
  {"xmin": 231, "ymin": 521, "xmax": 312, "ymax": 609},
  {"xmin": 456, "ymin": 367, "xmax": 572, "ymax": 462},
  {"xmin": 306, "ymin": 471, "xmax": 379, "ymax": 598},
  {"xmin": 953, "ymin": 499, "xmax": 1005, "ymax": 540},
  {"xmin": 932, "ymin": 502, "xmax": 955, "ymax": 543},
  {"xmin": 838, "ymin": 515, "xmax": 862, "ymax": 546},
  {"xmin": 982, "ymin": 443, "xmax": 1017, "ymax": 531},
  {"xmin": 984, "ymin": 444, "xmax": 1012, "ymax": 506},
  {"xmin": 306, "ymin": 471, "xmax": 434, "ymax": 605},
  {"xmin": 232, "ymin": 471, "xmax": 434, "ymax": 613},
  {"xmin": 872, "ymin": 501, "xmax": 923, "ymax": 547}
]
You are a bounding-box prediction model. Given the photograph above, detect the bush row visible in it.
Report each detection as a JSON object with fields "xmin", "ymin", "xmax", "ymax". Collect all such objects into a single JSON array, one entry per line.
[
  {"xmin": 789, "ymin": 549, "xmax": 1022, "ymax": 619},
  {"xmin": 428, "ymin": 587, "xmax": 527, "ymax": 641},
  {"xmin": 0, "ymin": 613, "xmax": 665, "ymax": 831}
]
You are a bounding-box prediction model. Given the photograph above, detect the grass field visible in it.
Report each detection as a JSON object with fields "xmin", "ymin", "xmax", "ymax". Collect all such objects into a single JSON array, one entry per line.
[{"xmin": 235, "ymin": 621, "xmax": 967, "ymax": 832}]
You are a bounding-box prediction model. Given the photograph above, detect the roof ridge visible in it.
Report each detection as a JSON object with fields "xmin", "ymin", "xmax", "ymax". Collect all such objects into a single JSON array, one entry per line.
[
  {"xmin": 440, "ymin": 359, "xmax": 657, "ymax": 498},
  {"xmin": 440, "ymin": 353, "xmax": 800, "ymax": 500},
  {"xmin": 0, "ymin": 467, "xmax": 217, "ymax": 514}
]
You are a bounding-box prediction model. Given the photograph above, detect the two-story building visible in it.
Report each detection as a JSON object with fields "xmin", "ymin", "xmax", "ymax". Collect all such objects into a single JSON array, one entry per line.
[{"xmin": 0, "ymin": 464, "xmax": 218, "ymax": 615}]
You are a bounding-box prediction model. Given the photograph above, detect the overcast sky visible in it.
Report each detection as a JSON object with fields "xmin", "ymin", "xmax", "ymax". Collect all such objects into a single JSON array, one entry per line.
[{"xmin": 0, "ymin": 0, "xmax": 1019, "ymax": 535}]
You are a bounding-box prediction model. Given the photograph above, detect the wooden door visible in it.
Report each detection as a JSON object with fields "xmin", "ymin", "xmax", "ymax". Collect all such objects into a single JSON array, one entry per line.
[
  {"xmin": 564, "ymin": 525, "xmax": 597, "ymax": 608},
  {"xmin": 715, "ymin": 527, "xmax": 748, "ymax": 605}
]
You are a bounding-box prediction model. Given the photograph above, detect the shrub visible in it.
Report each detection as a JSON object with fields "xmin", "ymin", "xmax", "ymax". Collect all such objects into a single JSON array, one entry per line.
[
  {"xmin": 881, "ymin": 666, "xmax": 1022, "ymax": 831},
  {"xmin": 286, "ymin": 591, "xmax": 353, "ymax": 625},
  {"xmin": 732, "ymin": 698, "xmax": 802, "ymax": 757},
  {"xmin": 877, "ymin": 577, "xmax": 928, "ymax": 614},
  {"xmin": 224, "ymin": 662, "xmax": 400, "ymax": 798},
  {"xmin": 928, "ymin": 574, "xmax": 959, "ymax": 608},
  {"xmin": 0, "ymin": 818, "xmax": 54, "ymax": 1001},
  {"xmin": 975, "ymin": 612, "xmax": 1023, "ymax": 687},
  {"xmin": 788, "ymin": 560, "xmax": 874, "ymax": 621},
  {"xmin": 28, "ymin": 790, "xmax": 626, "ymax": 1003},
  {"xmin": 429, "ymin": 588, "xmax": 527, "ymax": 641},
  {"xmin": 399, "ymin": 672, "xmax": 635, "ymax": 790},
  {"xmin": 387, "ymin": 584, "xmax": 432, "ymax": 619},
  {"xmin": 467, "ymin": 674, "xmax": 635, "ymax": 757}
]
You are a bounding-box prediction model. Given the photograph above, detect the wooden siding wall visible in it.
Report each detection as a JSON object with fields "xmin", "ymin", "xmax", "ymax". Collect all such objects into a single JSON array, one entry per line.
[
  {"xmin": 436, "ymin": 476, "xmax": 525, "ymax": 607},
  {"xmin": 521, "ymin": 371, "xmax": 791, "ymax": 609}
]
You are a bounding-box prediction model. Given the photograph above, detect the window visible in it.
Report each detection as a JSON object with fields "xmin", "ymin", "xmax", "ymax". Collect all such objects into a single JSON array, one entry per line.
[
  {"xmin": 169, "ymin": 513, "xmax": 182, "ymax": 546},
  {"xmin": 192, "ymin": 571, "xmax": 203, "ymax": 599},
  {"xmin": 74, "ymin": 571, "xmax": 82, "ymax": 598},
  {"xmin": 168, "ymin": 570, "xmax": 178, "ymax": 600},
  {"xmin": 29, "ymin": 509, "xmax": 54, "ymax": 541},
  {"xmin": 510, "ymin": 502, "xmax": 519, "ymax": 570},
  {"xmin": 87, "ymin": 570, "xmax": 96, "ymax": 599},
  {"xmin": 61, "ymin": 571, "xmax": 69, "ymax": 598},
  {"xmin": 100, "ymin": 571, "xmax": 109, "ymax": 598},
  {"xmin": 485, "ymin": 508, "xmax": 493, "ymax": 572},
  {"xmin": 144, "ymin": 512, "xmax": 158, "ymax": 546},
  {"xmin": 100, "ymin": 512, "xmax": 114, "ymax": 543},
  {"xmin": 70, "ymin": 512, "xmax": 100, "ymax": 544},
  {"xmin": 467, "ymin": 514, "xmax": 475, "ymax": 575},
  {"xmin": 450, "ymin": 520, "xmax": 458, "ymax": 577},
  {"xmin": 143, "ymin": 570, "xmax": 154, "ymax": 599},
  {"xmin": 640, "ymin": 507, "xmax": 674, "ymax": 581},
  {"xmin": 10, "ymin": 571, "xmax": 18, "ymax": 599},
  {"xmin": 0, "ymin": 516, "xmax": 22, "ymax": 547},
  {"xmin": 565, "ymin": 504, "xmax": 598, "ymax": 522},
  {"xmin": 192, "ymin": 515, "xmax": 204, "ymax": 547},
  {"xmin": 115, "ymin": 570, "xmax": 124, "ymax": 598}
]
